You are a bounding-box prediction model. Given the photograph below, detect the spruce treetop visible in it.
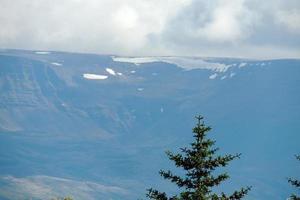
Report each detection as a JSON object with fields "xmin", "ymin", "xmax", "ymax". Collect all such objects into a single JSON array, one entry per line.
[
  {"xmin": 147, "ymin": 115, "xmax": 251, "ymax": 200},
  {"xmin": 288, "ymin": 155, "xmax": 300, "ymax": 200}
]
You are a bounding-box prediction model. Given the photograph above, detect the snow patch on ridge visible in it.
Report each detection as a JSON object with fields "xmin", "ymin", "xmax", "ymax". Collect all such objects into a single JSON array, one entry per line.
[
  {"xmin": 209, "ymin": 73, "xmax": 218, "ymax": 79},
  {"xmin": 221, "ymin": 75, "xmax": 227, "ymax": 80},
  {"xmin": 106, "ymin": 68, "xmax": 116, "ymax": 76},
  {"xmin": 51, "ymin": 62, "xmax": 62, "ymax": 66},
  {"xmin": 35, "ymin": 51, "xmax": 50, "ymax": 55},
  {"xmin": 83, "ymin": 73, "xmax": 108, "ymax": 80},
  {"xmin": 239, "ymin": 62, "xmax": 247, "ymax": 68},
  {"xmin": 112, "ymin": 56, "xmax": 231, "ymax": 72}
]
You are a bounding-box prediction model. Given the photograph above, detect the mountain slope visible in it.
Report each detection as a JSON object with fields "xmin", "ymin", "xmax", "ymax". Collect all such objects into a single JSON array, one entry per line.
[{"xmin": 0, "ymin": 49, "xmax": 299, "ymax": 199}]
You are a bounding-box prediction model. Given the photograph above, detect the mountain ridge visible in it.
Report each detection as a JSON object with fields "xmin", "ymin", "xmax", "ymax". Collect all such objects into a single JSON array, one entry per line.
[{"xmin": 0, "ymin": 49, "xmax": 299, "ymax": 199}]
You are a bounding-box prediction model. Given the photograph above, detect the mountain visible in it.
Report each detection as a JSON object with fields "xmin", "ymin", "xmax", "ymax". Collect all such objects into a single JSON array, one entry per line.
[{"xmin": 0, "ymin": 49, "xmax": 299, "ymax": 199}]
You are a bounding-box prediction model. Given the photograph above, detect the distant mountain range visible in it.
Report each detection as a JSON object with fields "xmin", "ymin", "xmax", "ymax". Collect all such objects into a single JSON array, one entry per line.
[{"xmin": 0, "ymin": 49, "xmax": 299, "ymax": 199}]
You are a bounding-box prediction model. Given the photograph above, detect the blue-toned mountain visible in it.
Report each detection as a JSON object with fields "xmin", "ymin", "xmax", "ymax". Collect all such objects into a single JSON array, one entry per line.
[{"xmin": 0, "ymin": 49, "xmax": 299, "ymax": 199}]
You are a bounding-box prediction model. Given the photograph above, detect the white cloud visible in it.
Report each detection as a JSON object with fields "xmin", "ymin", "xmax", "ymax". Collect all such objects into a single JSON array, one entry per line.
[
  {"xmin": 277, "ymin": 9, "xmax": 300, "ymax": 33},
  {"xmin": 195, "ymin": 0, "xmax": 254, "ymax": 42},
  {"xmin": 113, "ymin": 6, "xmax": 139, "ymax": 30},
  {"xmin": 0, "ymin": 0, "xmax": 299, "ymax": 58}
]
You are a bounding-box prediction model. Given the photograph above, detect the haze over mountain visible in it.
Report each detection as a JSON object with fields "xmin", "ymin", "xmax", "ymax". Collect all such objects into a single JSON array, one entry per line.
[{"xmin": 0, "ymin": 49, "xmax": 299, "ymax": 199}]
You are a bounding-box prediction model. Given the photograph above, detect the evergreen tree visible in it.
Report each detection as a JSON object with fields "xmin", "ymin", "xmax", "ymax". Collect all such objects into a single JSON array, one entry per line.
[
  {"xmin": 288, "ymin": 155, "xmax": 300, "ymax": 200},
  {"xmin": 147, "ymin": 115, "xmax": 251, "ymax": 200}
]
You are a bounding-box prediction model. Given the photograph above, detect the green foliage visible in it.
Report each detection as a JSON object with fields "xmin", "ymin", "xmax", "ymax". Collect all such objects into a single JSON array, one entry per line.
[
  {"xmin": 147, "ymin": 115, "xmax": 251, "ymax": 200},
  {"xmin": 288, "ymin": 155, "xmax": 300, "ymax": 200}
]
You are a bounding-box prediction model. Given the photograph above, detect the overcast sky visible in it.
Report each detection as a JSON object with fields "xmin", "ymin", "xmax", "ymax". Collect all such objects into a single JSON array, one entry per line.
[{"xmin": 0, "ymin": 0, "xmax": 299, "ymax": 58}]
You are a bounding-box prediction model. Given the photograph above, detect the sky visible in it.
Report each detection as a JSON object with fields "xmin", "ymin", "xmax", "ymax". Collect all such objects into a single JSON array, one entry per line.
[{"xmin": 0, "ymin": 0, "xmax": 299, "ymax": 59}]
